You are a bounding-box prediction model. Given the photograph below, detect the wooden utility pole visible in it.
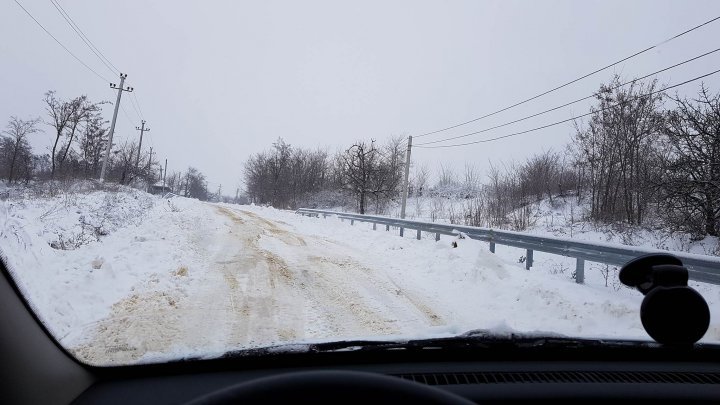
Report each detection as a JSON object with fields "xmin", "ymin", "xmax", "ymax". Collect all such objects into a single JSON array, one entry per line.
[{"xmin": 100, "ymin": 73, "xmax": 133, "ymax": 181}]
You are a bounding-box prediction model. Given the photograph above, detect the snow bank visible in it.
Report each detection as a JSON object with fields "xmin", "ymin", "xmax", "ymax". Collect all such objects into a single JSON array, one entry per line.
[
  {"xmin": 240, "ymin": 204, "xmax": 720, "ymax": 343},
  {"xmin": 0, "ymin": 187, "xmax": 227, "ymax": 347}
]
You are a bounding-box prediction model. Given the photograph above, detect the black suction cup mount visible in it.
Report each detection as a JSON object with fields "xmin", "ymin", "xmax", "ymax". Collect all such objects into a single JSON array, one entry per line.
[{"xmin": 619, "ymin": 253, "xmax": 710, "ymax": 346}]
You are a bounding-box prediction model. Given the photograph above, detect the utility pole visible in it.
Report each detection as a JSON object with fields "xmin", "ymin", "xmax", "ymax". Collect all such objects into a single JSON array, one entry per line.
[
  {"xmin": 147, "ymin": 147, "xmax": 153, "ymax": 174},
  {"xmin": 400, "ymin": 135, "xmax": 412, "ymax": 219},
  {"xmin": 163, "ymin": 158, "xmax": 167, "ymax": 192},
  {"xmin": 134, "ymin": 120, "xmax": 149, "ymax": 170},
  {"xmin": 99, "ymin": 73, "xmax": 133, "ymax": 181},
  {"xmin": 399, "ymin": 136, "xmax": 412, "ymax": 237}
]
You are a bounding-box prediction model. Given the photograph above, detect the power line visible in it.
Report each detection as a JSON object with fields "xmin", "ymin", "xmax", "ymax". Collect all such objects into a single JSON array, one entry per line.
[
  {"xmin": 413, "ymin": 15, "xmax": 720, "ymax": 139},
  {"xmin": 120, "ymin": 103, "xmax": 136, "ymax": 126},
  {"xmin": 13, "ymin": 0, "xmax": 110, "ymax": 83},
  {"xmin": 48, "ymin": 0, "xmax": 150, "ymax": 132},
  {"xmin": 127, "ymin": 92, "xmax": 143, "ymax": 121},
  {"xmin": 414, "ymin": 68, "xmax": 720, "ymax": 149},
  {"xmin": 50, "ymin": 0, "xmax": 120, "ymax": 76},
  {"xmin": 415, "ymin": 48, "xmax": 720, "ymax": 146},
  {"xmin": 132, "ymin": 92, "xmax": 145, "ymax": 121}
]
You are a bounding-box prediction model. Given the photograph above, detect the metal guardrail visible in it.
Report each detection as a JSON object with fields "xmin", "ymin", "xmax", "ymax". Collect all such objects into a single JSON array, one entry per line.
[{"xmin": 296, "ymin": 208, "xmax": 720, "ymax": 285}]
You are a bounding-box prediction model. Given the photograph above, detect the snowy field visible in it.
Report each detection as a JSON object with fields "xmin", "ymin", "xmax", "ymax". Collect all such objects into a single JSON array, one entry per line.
[{"xmin": 1, "ymin": 187, "xmax": 719, "ymax": 366}]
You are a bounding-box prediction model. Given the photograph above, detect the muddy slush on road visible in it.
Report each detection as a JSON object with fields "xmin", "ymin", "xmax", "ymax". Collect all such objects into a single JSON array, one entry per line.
[{"xmin": 72, "ymin": 206, "xmax": 442, "ymax": 364}]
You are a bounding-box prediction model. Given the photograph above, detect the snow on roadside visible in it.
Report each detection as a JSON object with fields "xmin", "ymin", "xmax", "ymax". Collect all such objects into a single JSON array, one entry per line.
[
  {"xmin": 0, "ymin": 188, "xmax": 228, "ymax": 348},
  {"xmin": 360, "ymin": 194, "xmax": 719, "ymax": 293},
  {"xmin": 2, "ymin": 188, "xmax": 719, "ymax": 367},
  {"xmin": 235, "ymin": 204, "xmax": 720, "ymax": 343}
]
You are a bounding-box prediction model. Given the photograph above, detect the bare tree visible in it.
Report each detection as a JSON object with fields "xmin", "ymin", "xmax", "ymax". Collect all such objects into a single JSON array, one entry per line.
[
  {"xmin": 410, "ymin": 163, "xmax": 429, "ymax": 197},
  {"xmin": 339, "ymin": 140, "xmax": 377, "ymax": 214},
  {"xmin": 571, "ymin": 77, "xmax": 665, "ymax": 224},
  {"xmin": 659, "ymin": 85, "xmax": 720, "ymax": 236},
  {"xmin": 44, "ymin": 91, "xmax": 96, "ymax": 178},
  {"xmin": 1, "ymin": 116, "xmax": 40, "ymax": 184},
  {"xmin": 77, "ymin": 109, "xmax": 108, "ymax": 178},
  {"xmin": 57, "ymin": 96, "xmax": 103, "ymax": 175},
  {"xmin": 336, "ymin": 139, "xmax": 403, "ymax": 214}
]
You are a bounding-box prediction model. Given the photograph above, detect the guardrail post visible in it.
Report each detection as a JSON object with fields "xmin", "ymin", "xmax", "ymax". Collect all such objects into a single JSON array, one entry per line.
[
  {"xmin": 400, "ymin": 227, "xmax": 405, "ymax": 237},
  {"xmin": 416, "ymin": 229, "xmax": 421, "ymax": 240},
  {"xmin": 575, "ymin": 258, "xmax": 585, "ymax": 284},
  {"xmin": 351, "ymin": 219, "xmax": 354, "ymax": 225},
  {"xmin": 435, "ymin": 232, "xmax": 440, "ymax": 241},
  {"xmin": 489, "ymin": 241, "xmax": 495, "ymax": 253},
  {"xmin": 373, "ymin": 223, "xmax": 377, "ymax": 230},
  {"xmin": 526, "ymin": 249, "xmax": 533, "ymax": 270}
]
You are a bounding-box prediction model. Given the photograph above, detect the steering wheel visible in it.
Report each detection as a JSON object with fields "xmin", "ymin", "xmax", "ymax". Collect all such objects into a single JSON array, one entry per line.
[{"xmin": 186, "ymin": 370, "xmax": 474, "ymax": 404}]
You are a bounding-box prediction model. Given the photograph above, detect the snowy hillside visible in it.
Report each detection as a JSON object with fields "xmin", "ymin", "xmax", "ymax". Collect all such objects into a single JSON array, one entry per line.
[{"xmin": 1, "ymin": 185, "xmax": 718, "ymax": 366}]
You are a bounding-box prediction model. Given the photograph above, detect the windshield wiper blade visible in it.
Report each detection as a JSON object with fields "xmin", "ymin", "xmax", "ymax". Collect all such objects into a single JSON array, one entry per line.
[{"xmin": 219, "ymin": 330, "xmax": 664, "ymax": 358}]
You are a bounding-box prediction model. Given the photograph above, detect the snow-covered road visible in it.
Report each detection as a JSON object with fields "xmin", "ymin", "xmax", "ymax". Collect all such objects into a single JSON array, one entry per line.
[
  {"xmin": 3, "ymin": 191, "xmax": 718, "ymax": 366},
  {"xmin": 73, "ymin": 206, "xmax": 444, "ymax": 364}
]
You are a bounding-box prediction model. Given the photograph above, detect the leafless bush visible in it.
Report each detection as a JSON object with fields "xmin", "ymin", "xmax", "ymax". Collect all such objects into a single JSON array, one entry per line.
[
  {"xmin": 550, "ymin": 262, "xmax": 568, "ymax": 276},
  {"xmin": 429, "ymin": 196, "xmax": 445, "ymax": 222}
]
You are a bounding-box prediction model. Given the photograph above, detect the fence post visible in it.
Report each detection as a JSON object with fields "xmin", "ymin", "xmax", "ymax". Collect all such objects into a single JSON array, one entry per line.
[
  {"xmin": 575, "ymin": 258, "xmax": 585, "ymax": 284},
  {"xmin": 400, "ymin": 227, "xmax": 404, "ymax": 237},
  {"xmin": 526, "ymin": 249, "xmax": 533, "ymax": 270},
  {"xmin": 373, "ymin": 223, "xmax": 377, "ymax": 230},
  {"xmin": 435, "ymin": 232, "xmax": 440, "ymax": 241},
  {"xmin": 416, "ymin": 229, "xmax": 421, "ymax": 240},
  {"xmin": 386, "ymin": 224, "xmax": 390, "ymax": 231}
]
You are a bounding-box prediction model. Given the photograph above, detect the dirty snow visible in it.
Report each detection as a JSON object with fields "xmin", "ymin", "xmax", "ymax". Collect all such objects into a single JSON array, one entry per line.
[{"xmin": 1, "ymin": 187, "xmax": 719, "ymax": 366}]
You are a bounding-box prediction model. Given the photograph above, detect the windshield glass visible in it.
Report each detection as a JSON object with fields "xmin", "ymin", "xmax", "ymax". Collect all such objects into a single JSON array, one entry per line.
[{"xmin": 1, "ymin": 0, "xmax": 719, "ymax": 366}]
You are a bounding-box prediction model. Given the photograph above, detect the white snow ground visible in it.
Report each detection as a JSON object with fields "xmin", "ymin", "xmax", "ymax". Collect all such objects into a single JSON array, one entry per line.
[{"xmin": 1, "ymin": 188, "xmax": 718, "ymax": 366}]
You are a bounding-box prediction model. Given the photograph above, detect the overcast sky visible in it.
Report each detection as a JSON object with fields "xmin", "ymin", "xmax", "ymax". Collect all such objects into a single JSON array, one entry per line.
[{"xmin": 2, "ymin": 0, "xmax": 720, "ymax": 192}]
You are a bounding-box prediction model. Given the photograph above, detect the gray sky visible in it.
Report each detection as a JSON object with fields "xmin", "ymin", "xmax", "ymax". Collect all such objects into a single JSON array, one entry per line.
[{"xmin": 2, "ymin": 0, "xmax": 720, "ymax": 192}]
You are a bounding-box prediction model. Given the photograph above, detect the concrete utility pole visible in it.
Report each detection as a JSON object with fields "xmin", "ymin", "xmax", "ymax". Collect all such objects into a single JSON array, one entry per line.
[
  {"xmin": 134, "ymin": 120, "xmax": 149, "ymax": 170},
  {"xmin": 400, "ymin": 135, "xmax": 412, "ymax": 219},
  {"xmin": 100, "ymin": 73, "xmax": 133, "ymax": 181},
  {"xmin": 147, "ymin": 147, "xmax": 153, "ymax": 174},
  {"xmin": 163, "ymin": 158, "xmax": 167, "ymax": 192},
  {"xmin": 399, "ymin": 135, "xmax": 412, "ymax": 237}
]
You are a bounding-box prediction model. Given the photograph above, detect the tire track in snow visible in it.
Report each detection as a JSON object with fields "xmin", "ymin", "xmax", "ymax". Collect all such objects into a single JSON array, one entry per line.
[{"xmin": 71, "ymin": 205, "xmax": 445, "ymax": 364}]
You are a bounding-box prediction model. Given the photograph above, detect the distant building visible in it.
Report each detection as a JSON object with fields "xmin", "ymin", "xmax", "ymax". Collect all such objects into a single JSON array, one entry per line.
[{"xmin": 149, "ymin": 182, "xmax": 172, "ymax": 195}]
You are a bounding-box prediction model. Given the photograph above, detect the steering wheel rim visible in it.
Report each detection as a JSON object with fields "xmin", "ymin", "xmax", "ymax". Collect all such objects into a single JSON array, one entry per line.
[{"xmin": 186, "ymin": 370, "xmax": 474, "ymax": 404}]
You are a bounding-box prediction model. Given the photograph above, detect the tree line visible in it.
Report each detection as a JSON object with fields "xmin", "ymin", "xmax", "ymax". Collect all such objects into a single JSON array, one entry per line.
[
  {"xmin": 1, "ymin": 90, "xmax": 212, "ymax": 201},
  {"xmin": 244, "ymin": 137, "xmax": 405, "ymax": 214},
  {"xmin": 244, "ymin": 78, "xmax": 720, "ymax": 238}
]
